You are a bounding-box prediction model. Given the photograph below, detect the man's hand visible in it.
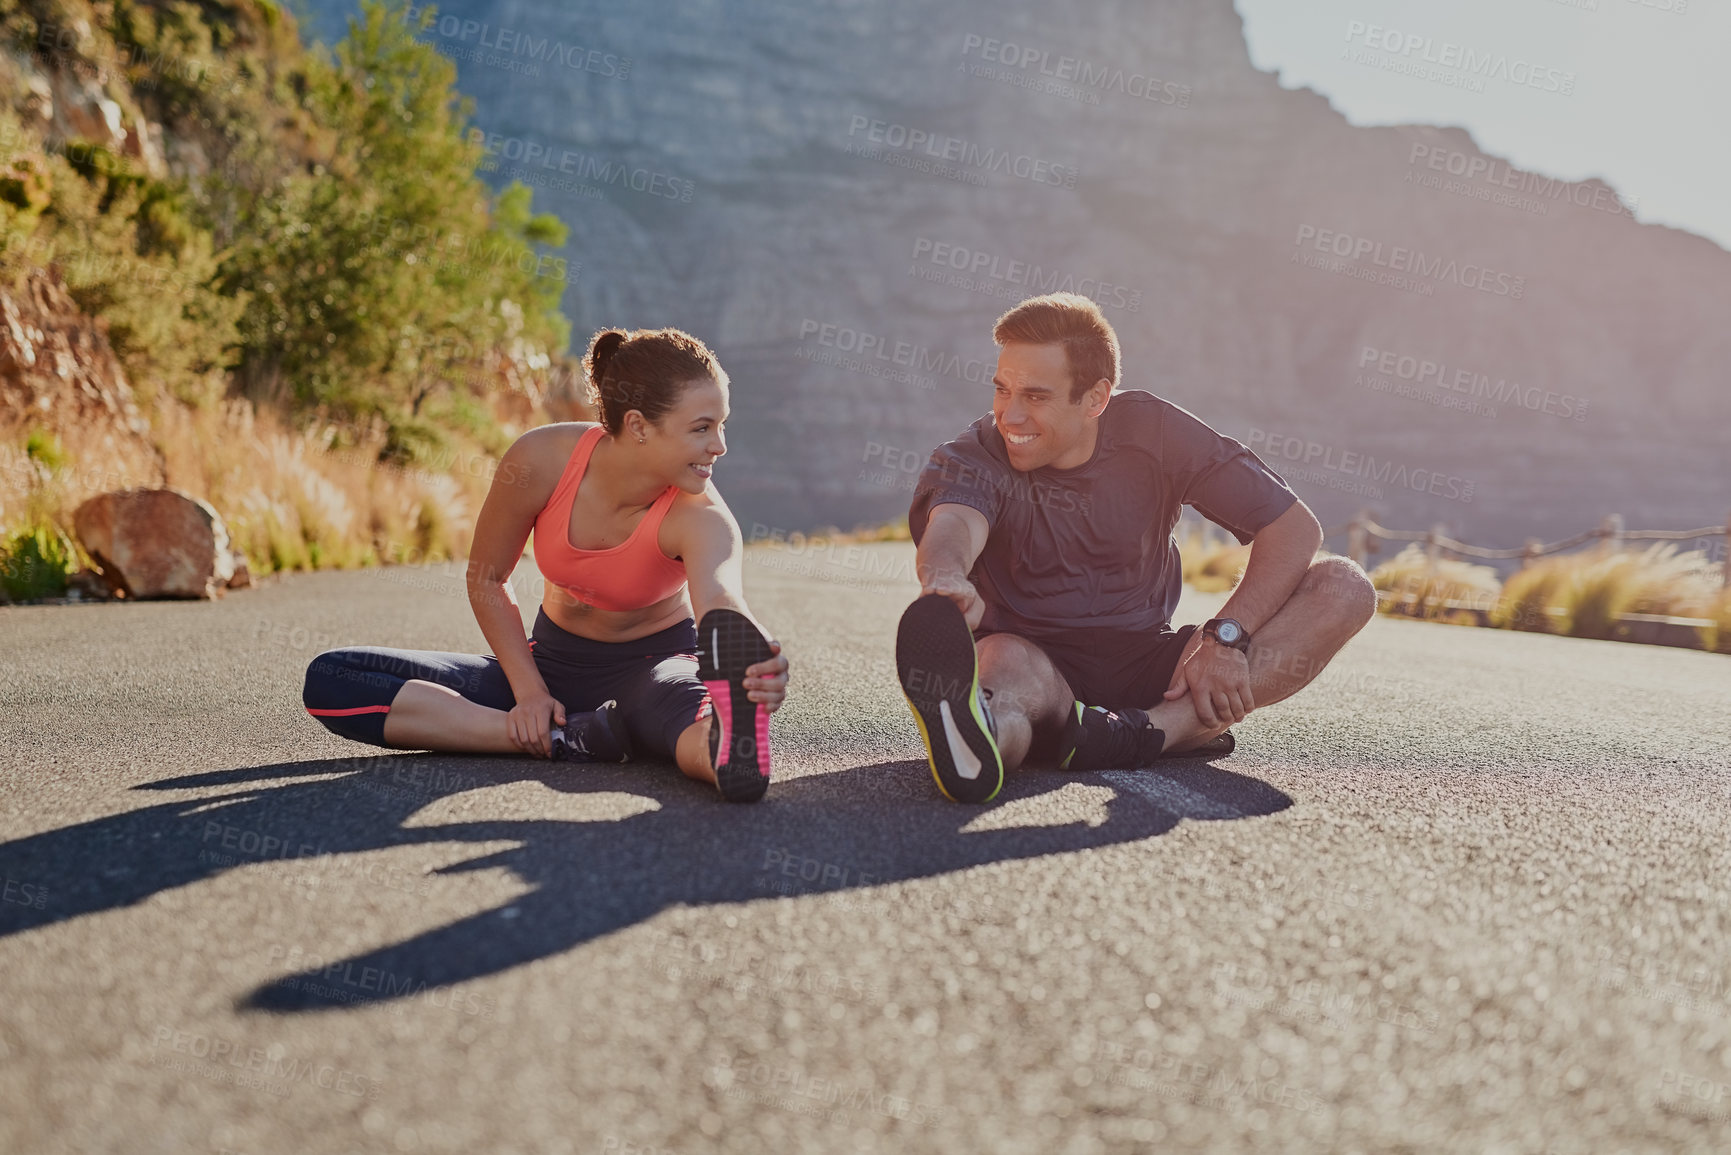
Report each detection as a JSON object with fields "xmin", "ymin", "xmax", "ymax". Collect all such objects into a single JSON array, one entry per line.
[
  {"xmin": 507, "ymin": 690, "xmax": 566, "ymax": 759},
  {"xmin": 744, "ymin": 641, "xmax": 790, "ymax": 714},
  {"xmin": 921, "ymin": 568, "xmax": 984, "ymax": 630},
  {"xmin": 1163, "ymin": 633, "xmax": 1254, "ymax": 728}
]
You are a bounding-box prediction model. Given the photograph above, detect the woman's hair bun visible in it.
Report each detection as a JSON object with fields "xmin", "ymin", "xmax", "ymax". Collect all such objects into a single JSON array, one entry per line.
[{"xmin": 585, "ymin": 329, "xmax": 628, "ymax": 385}]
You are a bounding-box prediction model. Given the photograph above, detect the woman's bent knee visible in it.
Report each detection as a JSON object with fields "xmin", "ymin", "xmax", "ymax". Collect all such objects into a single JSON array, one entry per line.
[{"xmin": 302, "ymin": 649, "xmax": 399, "ymax": 746}]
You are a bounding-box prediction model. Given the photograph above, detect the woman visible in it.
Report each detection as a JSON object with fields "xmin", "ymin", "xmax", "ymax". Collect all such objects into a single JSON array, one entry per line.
[{"xmin": 302, "ymin": 328, "xmax": 789, "ymax": 803}]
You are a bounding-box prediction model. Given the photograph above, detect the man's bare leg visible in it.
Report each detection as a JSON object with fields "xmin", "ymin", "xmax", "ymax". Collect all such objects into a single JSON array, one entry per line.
[
  {"xmin": 1148, "ymin": 556, "xmax": 1379, "ymax": 754},
  {"xmin": 975, "ymin": 634, "xmax": 1078, "ymax": 772}
]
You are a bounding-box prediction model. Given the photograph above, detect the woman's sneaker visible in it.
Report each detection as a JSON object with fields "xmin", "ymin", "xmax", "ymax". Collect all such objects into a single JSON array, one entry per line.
[
  {"xmin": 696, "ymin": 608, "xmax": 776, "ymax": 803},
  {"xmin": 895, "ymin": 594, "xmax": 1004, "ymax": 804},
  {"xmin": 550, "ymin": 700, "xmax": 632, "ymax": 763}
]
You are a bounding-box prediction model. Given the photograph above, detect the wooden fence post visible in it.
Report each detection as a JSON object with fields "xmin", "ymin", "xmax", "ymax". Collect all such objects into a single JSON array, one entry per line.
[
  {"xmin": 1426, "ymin": 524, "xmax": 1444, "ymax": 568},
  {"xmin": 1724, "ymin": 512, "xmax": 1731, "ymax": 588},
  {"xmin": 1521, "ymin": 539, "xmax": 1543, "ymax": 570},
  {"xmin": 1602, "ymin": 513, "xmax": 1624, "ymax": 552}
]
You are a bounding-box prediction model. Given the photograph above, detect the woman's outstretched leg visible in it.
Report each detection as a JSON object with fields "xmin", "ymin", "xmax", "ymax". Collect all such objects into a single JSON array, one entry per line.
[{"xmin": 303, "ymin": 646, "xmax": 518, "ymax": 752}]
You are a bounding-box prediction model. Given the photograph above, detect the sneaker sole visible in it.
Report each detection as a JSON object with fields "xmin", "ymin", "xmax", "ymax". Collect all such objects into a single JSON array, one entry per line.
[
  {"xmin": 1159, "ymin": 730, "xmax": 1235, "ymax": 759},
  {"xmin": 696, "ymin": 609, "xmax": 776, "ymax": 803},
  {"xmin": 895, "ymin": 594, "xmax": 1003, "ymax": 804}
]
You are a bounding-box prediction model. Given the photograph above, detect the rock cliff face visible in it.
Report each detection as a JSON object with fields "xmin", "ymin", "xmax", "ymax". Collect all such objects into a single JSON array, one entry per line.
[
  {"xmin": 0, "ymin": 267, "xmax": 164, "ymax": 517},
  {"xmin": 272, "ymin": 0, "xmax": 1731, "ymax": 541}
]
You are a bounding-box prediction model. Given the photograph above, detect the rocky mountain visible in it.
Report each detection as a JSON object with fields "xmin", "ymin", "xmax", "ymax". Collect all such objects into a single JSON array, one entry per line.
[{"xmin": 300, "ymin": 0, "xmax": 1731, "ymax": 549}]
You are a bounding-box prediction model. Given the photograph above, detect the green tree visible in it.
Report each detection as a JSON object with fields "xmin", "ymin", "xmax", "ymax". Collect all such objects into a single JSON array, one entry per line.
[{"xmin": 218, "ymin": 0, "xmax": 571, "ymax": 441}]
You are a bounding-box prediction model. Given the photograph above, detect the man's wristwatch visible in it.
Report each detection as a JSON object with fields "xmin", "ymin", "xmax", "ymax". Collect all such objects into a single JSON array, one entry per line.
[{"xmin": 1201, "ymin": 617, "xmax": 1252, "ymax": 653}]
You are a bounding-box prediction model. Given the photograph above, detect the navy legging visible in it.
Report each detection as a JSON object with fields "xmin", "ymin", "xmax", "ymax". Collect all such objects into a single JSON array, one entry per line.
[{"xmin": 303, "ymin": 611, "xmax": 710, "ymax": 760}]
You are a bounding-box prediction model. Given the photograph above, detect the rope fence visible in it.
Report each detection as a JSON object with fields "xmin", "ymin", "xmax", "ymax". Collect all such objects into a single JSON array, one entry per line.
[{"xmin": 1318, "ymin": 511, "xmax": 1731, "ymax": 586}]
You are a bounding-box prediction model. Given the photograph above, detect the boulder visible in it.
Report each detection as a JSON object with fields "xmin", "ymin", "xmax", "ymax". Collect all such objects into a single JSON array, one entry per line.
[{"xmin": 73, "ymin": 488, "xmax": 236, "ymax": 600}]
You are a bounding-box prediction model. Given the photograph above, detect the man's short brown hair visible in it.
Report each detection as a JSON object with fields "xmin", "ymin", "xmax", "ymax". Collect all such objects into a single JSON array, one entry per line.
[{"xmin": 992, "ymin": 292, "xmax": 1121, "ymax": 402}]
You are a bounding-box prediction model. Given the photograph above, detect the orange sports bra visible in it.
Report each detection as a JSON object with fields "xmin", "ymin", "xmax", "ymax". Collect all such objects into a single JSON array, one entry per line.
[{"xmin": 532, "ymin": 425, "xmax": 688, "ymax": 611}]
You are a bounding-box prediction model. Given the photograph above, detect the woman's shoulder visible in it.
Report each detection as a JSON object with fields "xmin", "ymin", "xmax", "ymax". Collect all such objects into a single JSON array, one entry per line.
[
  {"xmin": 505, "ymin": 421, "xmax": 599, "ymax": 467},
  {"xmin": 511, "ymin": 420, "xmax": 600, "ymax": 453},
  {"xmin": 492, "ymin": 422, "xmax": 600, "ymax": 503},
  {"xmin": 661, "ymin": 480, "xmax": 740, "ymax": 551}
]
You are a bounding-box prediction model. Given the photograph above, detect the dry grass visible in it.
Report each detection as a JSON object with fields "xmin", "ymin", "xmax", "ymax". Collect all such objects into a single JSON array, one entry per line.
[
  {"xmin": 809, "ymin": 519, "xmax": 913, "ymax": 544},
  {"xmin": 1369, "ymin": 545, "xmax": 1504, "ymax": 623},
  {"xmin": 154, "ymin": 400, "xmax": 483, "ymax": 573},
  {"xmin": 1177, "ymin": 526, "xmax": 1252, "ymax": 593},
  {"xmin": 1701, "ymin": 589, "xmax": 1731, "ymax": 655},
  {"xmin": 1492, "ymin": 544, "xmax": 1722, "ymax": 637},
  {"xmin": 3, "ymin": 399, "xmax": 490, "ymax": 582}
]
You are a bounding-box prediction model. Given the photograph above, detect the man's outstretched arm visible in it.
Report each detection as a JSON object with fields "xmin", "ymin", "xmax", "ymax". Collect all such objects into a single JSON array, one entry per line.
[{"xmin": 915, "ymin": 503, "xmax": 991, "ymax": 629}]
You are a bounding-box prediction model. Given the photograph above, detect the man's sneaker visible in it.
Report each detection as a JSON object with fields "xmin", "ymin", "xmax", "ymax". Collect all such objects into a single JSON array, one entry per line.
[
  {"xmin": 550, "ymin": 700, "xmax": 632, "ymax": 763},
  {"xmin": 1163, "ymin": 730, "xmax": 1235, "ymax": 760},
  {"xmin": 1057, "ymin": 703, "xmax": 1169, "ymax": 771},
  {"xmin": 895, "ymin": 594, "xmax": 1004, "ymax": 804},
  {"xmin": 696, "ymin": 608, "xmax": 776, "ymax": 804}
]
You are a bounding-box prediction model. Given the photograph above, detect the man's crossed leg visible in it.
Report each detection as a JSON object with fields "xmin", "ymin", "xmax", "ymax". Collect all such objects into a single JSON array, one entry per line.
[{"xmin": 952, "ymin": 556, "xmax": 1378, "ymax": 777}]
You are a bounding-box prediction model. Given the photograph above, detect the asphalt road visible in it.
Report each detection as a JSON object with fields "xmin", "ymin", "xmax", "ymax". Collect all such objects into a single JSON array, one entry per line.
[{"xmin": 4, "ymin": 541, "xmax": 1731, "ymax": 1155}]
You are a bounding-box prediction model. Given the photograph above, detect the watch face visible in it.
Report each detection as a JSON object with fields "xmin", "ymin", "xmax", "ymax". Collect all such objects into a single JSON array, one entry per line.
[{"xmin": 1214, "ymin": 620, "xmax": 1242, "ymax": 645}]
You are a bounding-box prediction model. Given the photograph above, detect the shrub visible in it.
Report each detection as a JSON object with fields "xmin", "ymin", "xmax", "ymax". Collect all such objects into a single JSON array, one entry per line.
[
  {"xmin": 1177, "ymin": 526, "xmax": 1251, "ymax": 593},
  {"xmin": 1554, "ymin": 545, "xmax": 1721, "ymax": 640},
  {"xmin": 1368, "ymin": 545, "xmax": 1502, "ymax": 620},
  {"xmin": 0, "ymin": 522, "xmax": 76, "ymax": 601},
  {"xmin": 1702, "ymin": 589, "xmax": 1731, "ymax": 655}
]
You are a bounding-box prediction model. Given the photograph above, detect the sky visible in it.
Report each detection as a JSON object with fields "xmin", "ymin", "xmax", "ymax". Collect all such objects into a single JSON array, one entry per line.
[{"xmin": 1235, "ymin": 0, "xmax": 1729, "ymax": 252}]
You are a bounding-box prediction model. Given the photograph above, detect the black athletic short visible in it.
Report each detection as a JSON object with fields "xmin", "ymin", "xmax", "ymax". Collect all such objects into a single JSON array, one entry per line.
[{"xmin": 975, "ymin": 622, "xmax": 1200, "ymax": 713}]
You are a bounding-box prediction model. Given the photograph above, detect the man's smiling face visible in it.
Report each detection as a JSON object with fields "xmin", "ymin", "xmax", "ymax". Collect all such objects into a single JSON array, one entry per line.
[{"xmin": 991, "ymin": 341, "xmax": 1108, "ymax": 471}]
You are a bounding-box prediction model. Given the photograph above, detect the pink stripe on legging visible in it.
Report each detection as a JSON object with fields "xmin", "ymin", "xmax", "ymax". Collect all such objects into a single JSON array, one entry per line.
[{"xmin": 306, "ymin": 705, "xmax": 392, "ymax": 717}]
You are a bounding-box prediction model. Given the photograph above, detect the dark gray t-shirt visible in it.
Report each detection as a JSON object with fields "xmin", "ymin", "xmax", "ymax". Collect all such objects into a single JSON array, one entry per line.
[{"xmin": 907, "ymin": 390, "xmax": 1298, "ymax": 638}]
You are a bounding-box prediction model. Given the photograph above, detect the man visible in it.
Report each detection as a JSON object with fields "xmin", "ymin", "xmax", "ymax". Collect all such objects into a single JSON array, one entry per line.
[{"xmin": 897, "ymin": 293, "xmax": 1377, "ymax": 803}]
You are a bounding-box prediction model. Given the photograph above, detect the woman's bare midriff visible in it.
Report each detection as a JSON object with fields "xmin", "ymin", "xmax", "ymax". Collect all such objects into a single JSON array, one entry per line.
[{"xmin": 538, "ymin": 583, "xmax": 693, "ymax": 644}]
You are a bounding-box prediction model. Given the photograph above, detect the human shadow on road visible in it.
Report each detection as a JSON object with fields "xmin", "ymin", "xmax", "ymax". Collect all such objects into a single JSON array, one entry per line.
[{"xmin": 0, "ymin": 752, "xmax": 1290, "ymax": 1012}]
